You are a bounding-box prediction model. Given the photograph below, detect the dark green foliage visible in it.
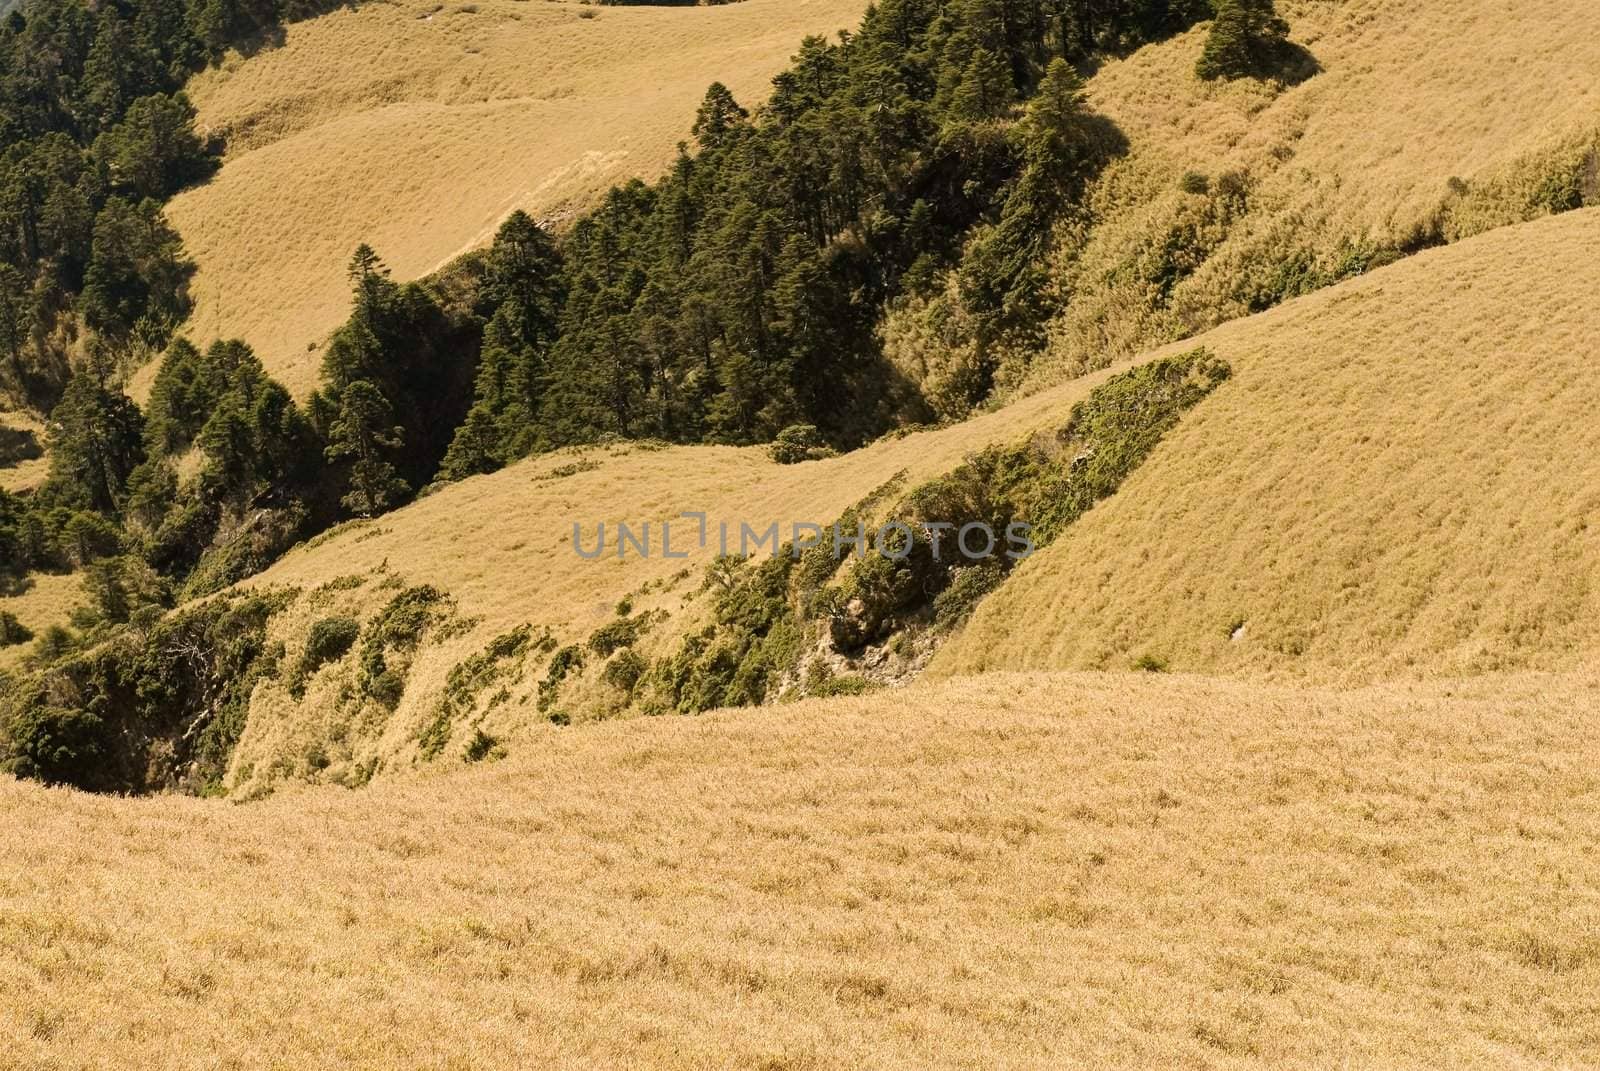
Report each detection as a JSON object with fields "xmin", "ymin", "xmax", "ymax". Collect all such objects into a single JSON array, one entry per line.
[
  {"xmin": 538, "ymin": 644, "xmax": 586, "ymax": 712},
  {"xmin": 462, "ymin": 729, "xmax": 503, "ymax": 763},
  {"xmin": 41, "ymin": 373, "xmax": 145, "ymax": 514},
  {"xmin": 2, "ymin": 703, "xmax": 106, "ymax": 788},
  {"xmin": 437, "ymin": 213, "xmax": 565, "ymax": 478},
  {"xmin": 436, "ymin": 0, "xmax": 1205, "ymax": 463},
  {"xmin": 601, "ymin": 649, "xmax": 648, "ymax": 694},
  {"xmin": 359, "ymin": 585, "xmax": 450, "ymax": 709},
  {"xmin": 313, "ymin": 245, "xmax": 483, "ymax": 496},
  {"xmin": 289, "ymin": 615, "xmax": 358, "ymax": 696},
  {"xmin": 768, "ymin": 424, "xmax": 834, "ymax": 465},
  {"xmin": 94, "ymin": 93, "xmax": 216, "ymax": 201},
  {"xmin": 324, "ymin": 379, "xmax": 409, "ymax": 517},
  {"xmin": 134, "ymin": 337, "xmax": 319, "ymax": 581},
  {"xmin": 930, "ymin": 560, "xmax": 1006, "ymax": 630},
  {"xmin": 0, "ymin": 418, "xmax": 40, "ymax": 465},
  {"xmin": 0, "ymin": 0, "xmax": 346, "ymax": 407},
  {"xmin": 588, "ymin": 615, "xmax": 645, "ymax": 657},
  {"xmin": 1196, "ymin": 0, "xmax": 1291, "ymax": 81},
  {"xmin": 0, "ymin": 590, "xmax": 290, "ymax": 794}
]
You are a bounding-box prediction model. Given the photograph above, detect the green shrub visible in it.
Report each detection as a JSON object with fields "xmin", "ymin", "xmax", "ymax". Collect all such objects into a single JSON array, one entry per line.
[
  {"xmin": 769, "ymin": 425, "xmax": 835, "ymax": 465},
  {"xmin": 811, "ymin": 674, "xmax": 876, "ymax": 698},
  {"xmin": 289, "ymin": 616, "xmax": 359, "ymax": 697},
  {"xmin": 538, "ymin": 645, "xmax": 586, "ymax": 711},
  {"xmin": 3, "ymin": 704, "xmax": 108, "ymax": 788},
  {"xmin": 421, "ymin": 625, "xmax": 542, "ymax": 760},
  {"xmin": 588, "ymin": 616, "xmax": 644, "ymax": 657},
  {"xmin": 360, "ymin": 585, "xmax": 451, "ymax": 708},
  {"xmin": 2, "ymin": 591, "xmax": 291, "ymax": 794},
  {"xmin": 463, "ymin": 730, "xmax": 504, "ymax": 763},
  {"xmin": 601, "ymin": 650, "xmax": 648, "ymax": 694}
]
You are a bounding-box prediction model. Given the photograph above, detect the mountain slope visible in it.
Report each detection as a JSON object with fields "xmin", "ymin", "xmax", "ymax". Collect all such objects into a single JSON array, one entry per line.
[
  {"xmin": 937, "ymin": 208, "xmax": 1600, "ymax": 682},
  {"xmin": 4, "ymin": 669, "xmax": 1599, "ymax": 1068},
  {"xmin": 164, "ymin": 207, "xmax": 1600, "ymax": 796},
  {"xmin": 157, "ymin": 0, "xmax": 870, "ymax": 396}
]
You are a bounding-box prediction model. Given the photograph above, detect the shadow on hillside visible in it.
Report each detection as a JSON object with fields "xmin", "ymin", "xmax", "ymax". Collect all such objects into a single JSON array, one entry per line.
[
  {"xmin": 1265, "ymin": 41, "xmax": 1322, "ymax": 87},
  {"xmin": 0, "ymin": 424, "xmax": 41, "ymax": 468},
  {"xmin": 0, "ymin": 573, "xmax": 35, "ymax": 598}
]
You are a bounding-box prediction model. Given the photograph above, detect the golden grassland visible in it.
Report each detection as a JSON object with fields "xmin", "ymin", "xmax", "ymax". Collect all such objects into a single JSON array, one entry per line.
[
  {"xmin": 4, "ymin": 669, "xmax": 1600, "ymax": 1068},
  {"xmin": 946, "ymin": 0, "xmax": 1600, "ymax": 395},
  {"xmin": 0, "ymin": 409, "xmax": 48, "ymax": 494},
  {"xmin": 936, "ymin": 207, "xmax": 1600, "ymax": 683},
  {"xmin": 153, "ymin": 0, "xmax": 870, "ymax": 398},
  {"xmin": 0, "ymin": 571, "xmax": 79, "ymax": 673}
]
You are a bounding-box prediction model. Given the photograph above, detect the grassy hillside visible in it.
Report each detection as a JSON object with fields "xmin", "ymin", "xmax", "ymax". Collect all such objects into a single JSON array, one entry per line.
[
  {"xmin": 219, "ymin": 369, "xmax": 1106, "ymax": 795},
  {"xmin": 5, "ymin": 669, "xmax": 1599, "ymax": 1067},
  {"xmin": 62, "ymin": 206, "xmax": 1564, "ymax": 797},
  {"xmin": 156, "ymin": 0, "xmax": 871, "ymax": 397},
  {"xmin": 886, "ymin": 0, "xmax": 1600, "ymax": 404},
  {"xmin": 937, "ymin": 208, "xmax": 1600, "ymax": 682}
]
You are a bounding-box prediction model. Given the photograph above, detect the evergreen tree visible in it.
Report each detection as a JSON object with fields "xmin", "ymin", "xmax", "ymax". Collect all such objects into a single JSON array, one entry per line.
[
  {"xmin": 325, "ymin": 380, "xmax": 409, "ymax": 517},
  {"xmin": 43, "ymin": 373, "xmax": 145, "ymax": 514},
  {"xmin": 691, "ymin": 83, "xmax": 748, "ymax": 151},
  {"xmin": 1196, "ymin": 0, "xmax": 1289, "ymax": 80}
]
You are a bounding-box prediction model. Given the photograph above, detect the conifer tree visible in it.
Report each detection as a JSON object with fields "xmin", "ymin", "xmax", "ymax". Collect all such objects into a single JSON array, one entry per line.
[
  {"xmin": 1196, "ymin": 0, "xmax": 1289, "ymax": 81},
  {"xmin": 691, "ymin": 83, "xmax": 748, "ymax": 151},
  {"xmin": 325, "ymin": 380, "xmax": 409, "ymax": 517}
]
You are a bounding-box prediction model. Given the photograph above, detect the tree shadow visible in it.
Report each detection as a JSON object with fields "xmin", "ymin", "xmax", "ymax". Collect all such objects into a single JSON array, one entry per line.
[
  {"xmin": 0, "ymin": 424, "xmax": 42, "ymax": 467},
  {"xmin": 1262, "ymin": 41, "xmax": 1322, "ymax": 88},
  {"xmin": 0, "ymin": 573, "xmax": 36, "ymax": 598}
]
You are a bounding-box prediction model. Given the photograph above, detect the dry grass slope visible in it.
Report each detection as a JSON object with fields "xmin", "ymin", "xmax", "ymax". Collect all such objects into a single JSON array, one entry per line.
[
  {"xmin": 1012, "ymin": 0, "xmax": 1600, "ymax": 390},
  {"xmin": 4, "ymin": 670, "xmax": 1599, "ymax": 1068},
  {"xmin": 938, "ymin": 208, "xmax": 1600, "ymax": 682},
  {"xmin": 213, "ymin": 207, "xmax": 1600, "ymax": 797},
  {"xmin": 156, "ymin": 0, "xmax": 870, "ymax": 397},
  {"xmin": 226, "ymin": 369, "xmax": 1112, "ymax": 793}
]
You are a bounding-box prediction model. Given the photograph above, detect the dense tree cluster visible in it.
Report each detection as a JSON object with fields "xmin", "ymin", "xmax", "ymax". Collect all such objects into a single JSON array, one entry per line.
[
  {"xmin": 437, "ymin": 0, "xmax": 1214, "ymax": 475},
  {"xmin": 0, "ymin": 0, "xmax": 347, "ymax": 408},
  {"xmin": 1195, "ymin": 0, "xmax": 1290, "ymax": 80}
]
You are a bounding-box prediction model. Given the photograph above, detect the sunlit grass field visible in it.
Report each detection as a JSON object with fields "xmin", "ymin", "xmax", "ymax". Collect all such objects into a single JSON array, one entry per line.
[{"xmin": 4, "ymin": 670, "xmax": 1598, "ymax": 1068}]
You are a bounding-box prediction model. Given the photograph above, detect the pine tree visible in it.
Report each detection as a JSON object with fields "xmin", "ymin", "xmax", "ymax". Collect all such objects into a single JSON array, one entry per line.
[
  {"xmin": 948, "ymin": 47, "xmax": 1015, "ymax": 122},
  {"xmin": 691, "ymin": 83, "xmax": 748, "ymax": 151},
  {"xmin": 435, "ymin": 403, "xmax": 501, "ymax": 483},
  {"xmin": 1196, "ymin": 0, "xmax": 1289, "ymax": 81},
  {"xmin": 324, "ymin": 380, "xmax": 409, "ymax": 517},
  {"xmin": 44, "ymin": 373, "xmax": 146, "ymax": 514}
]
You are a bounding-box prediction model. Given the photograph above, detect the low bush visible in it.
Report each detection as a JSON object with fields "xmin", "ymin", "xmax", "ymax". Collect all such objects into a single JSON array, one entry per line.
[
  {"xmin": 769, "ymin": 425, "xmax": 835, "ymax": 465},
  {"xmin": 289, "ymin": 616, "xmax": 359, "ymax": 697}
]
